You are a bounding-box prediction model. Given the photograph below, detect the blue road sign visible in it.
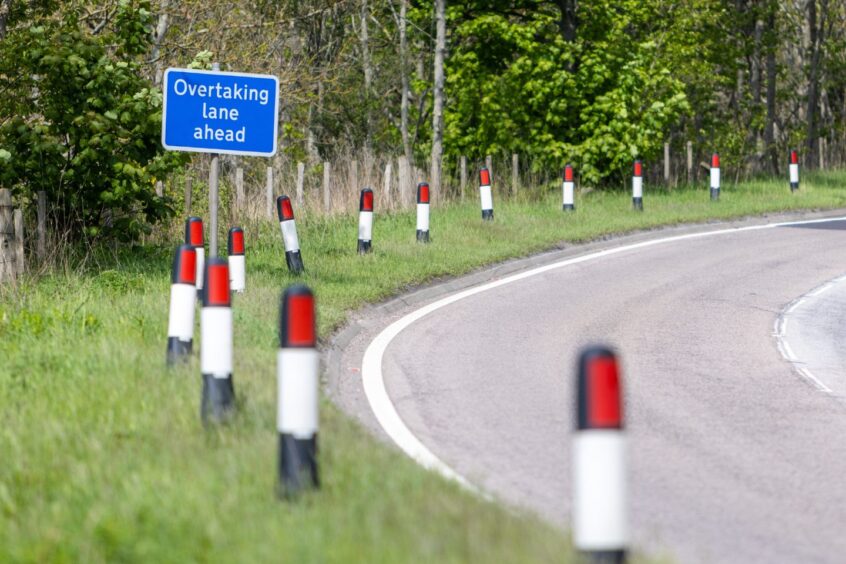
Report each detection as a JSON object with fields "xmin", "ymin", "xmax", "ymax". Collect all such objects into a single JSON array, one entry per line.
[{"xmin": 162, "ymin": 68, "xmax": 279, "ymax": 157}]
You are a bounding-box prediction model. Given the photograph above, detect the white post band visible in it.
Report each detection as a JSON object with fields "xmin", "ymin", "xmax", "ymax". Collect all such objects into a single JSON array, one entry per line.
[
  {"xmin": 201, "ymin": 307, "xmax": 233, "ymax": 376},
  {"xmin": 277, "ymin": 349, "xmax": 319, "ymax": 438},
  {"xmin": 632, "ymin": 177, "xmax": 643, "ymax": 199},
  {"xmin": 416, "ymin": 204, "xmax": 430, "ymax": 231},
  {"xmin": 228, "ymin": 255, "xmax": 245, "ymax": 293},
  {"xmin": 573, "ymin": 431, "xmax": 627, "ymax": 549},
  {"xmin": 167, "ymin": 283, "xmax": 195, "ymax": 340},
  {"xmin": 280, "ymin": 220, "xmax": 300, "ymax": 252},
  {"xmin": 563, "ymin": 181, "xmax": 574, "ymax": 206},
  {"xmin": 789, "ymin": 164, "xmax": 799, "ymax": 184},
  {"xmin": 710, "ymin": 167, "xmax": 721, "ymax": 190},
  {"xmin": 195, "ymin": 249, "xmax": 205, "ymax": 290},
  {"xmin": 358, "ymin": 211, "xmax": 373, "ymax": 241},
  {"xmin": 480, "ymin": 185, "xmax": 493, "ymax": 211}
]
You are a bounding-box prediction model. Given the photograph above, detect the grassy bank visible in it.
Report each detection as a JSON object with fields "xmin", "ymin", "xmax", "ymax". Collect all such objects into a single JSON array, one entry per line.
[{"xmin": 1, "ymin": 172, "xmax": 845, "ymax": 562}]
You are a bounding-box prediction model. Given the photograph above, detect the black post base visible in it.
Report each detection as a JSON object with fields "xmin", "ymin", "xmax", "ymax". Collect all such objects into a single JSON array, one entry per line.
[
  {"xmin": 201, "ymin": 374, "xmax": 235, "ymax": 424},
  {"xmin": 416, "ymin": 230, "xmax": 430, "ymax": 243},
  {"xmin": 481, "ymin": 209, "xmax": 494, "ymax": 221},
  {"xmin": 563, "ymin": 204, "xmax": 575, "ymax": 211},
  {"xmin": 357, "ymin": 239, "xmax": 372, "ymax": 254},
  {"xmin": 790, "ymin": 182, "xmax": 799, "ymax": 192},
  {"xmin": 278, "ymin": 433, "xmax": 319, "ymax": 498},
  {"xmin": 632, "ymin": 197, "xmax": 643, "ymax": 211},
  {"xmin": 710, "ymin": 188, "xmax": 720, "ymax": 201},
  {"xmin": 285, "ymin": 250, "xmax": 305, "ymax": 274},
  {"xmin": 576, "ymin": 549, "xmax": 626, "ymax": 564},
  {"xmin": 166, "ymin": 337, "xmax": 192, "ymax": 366}
]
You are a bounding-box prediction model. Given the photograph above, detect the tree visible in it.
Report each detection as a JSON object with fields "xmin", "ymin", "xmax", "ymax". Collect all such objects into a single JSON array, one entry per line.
[
  {"xmin": 0, "ymin": 1, "xmax": 186, "ymax": 240},
  {"xmin": 430, "ymin": 0, "xmax": 446, "ymax": 199}
]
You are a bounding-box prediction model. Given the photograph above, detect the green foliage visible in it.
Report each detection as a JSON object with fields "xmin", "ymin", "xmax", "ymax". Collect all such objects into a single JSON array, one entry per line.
[
  {"xmin": 0, "ymin": 1, "xmax": 186, "ymax": 241},
  {"xmin": 443, "ymin": 1, "xmax": 689, "ymax": 186}
]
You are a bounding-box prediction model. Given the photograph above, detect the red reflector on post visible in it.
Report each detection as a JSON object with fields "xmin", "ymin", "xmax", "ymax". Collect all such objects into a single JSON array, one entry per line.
[
  {"xmin": 633, "ymin": 161, "xmax": 642, "ymax": 177},
  {"xmin": 711, "ymin": 153, "xmax": 720, "ymax": 168},
  {"xmin": 360, "ymin": 189, "xmax": 374, "ymax": 212},
  {"xmin": 790, "ymin": 150, "xmax": 799, "ymax": 165},
  {"xmin": 577, "ymin": 346, "xmax": 623, "ymax": 430},
  {"xmin": 280, "ymin": 285, "xmax": 316, "ymax": 348},
  {"xmin": 186, "ymin": 217, "xmax": 204, "ymax": 247},
  {"xmin": 417, "ymin": 183, "xmax": 430, "ymax": 204},
  {"xmin": 564, "ymin": 165, "xmax": 574, "ymax": 182},
  {"xmin": 172, "ymin": 244, "xmax": 197, "ymax": 285},
  {"xmin": 587, "ymin": 357, "xmax": 621, "ymax": 428},
  {"xmin": 228, "ymin": 227, "xmax": 245, "ymax": 256},
  {"xmin": 479, "ymin": 168, "xmax": 491, "ymax": 186},
  {"xmin": 277, "ymin": 196, "xmax": 295, "ymax": 221},
  {"xmin": 203, "ymin": 260, "xmax": 231, "ymax": 307}
]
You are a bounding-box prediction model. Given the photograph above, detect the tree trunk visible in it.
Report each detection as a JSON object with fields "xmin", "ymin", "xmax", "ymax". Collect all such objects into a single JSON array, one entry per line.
[
  {"xmin": 806, "ymin": 0, "xmax": 825, "ymax": 167},
  {"xmin": 399, "ymin": 0, "xmax": 413, "ymax": 169},
  {"xmin": 151, "ymin": 0, "xmax": 170, "ymax": 87},
  {"xmin": 763, "ymin": 1, "xmax": 778, "ymax": 174},
  {"xmin": 0, "ymin": 0, "xmax": 11, "ymax": 41},
  {"xmin": 429, "ymin": 0, "xmax": 446, "ymax": 202},
  {"xmin": 360, "ymin": 0, "xmax": 373, "ymax": 152}
]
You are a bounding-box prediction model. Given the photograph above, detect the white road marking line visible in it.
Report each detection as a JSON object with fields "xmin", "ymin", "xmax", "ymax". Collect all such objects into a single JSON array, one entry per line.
[
  {"xmin": 361, "ymin": 216, "xmax": 846, "ymax": 484},
  {"xmin": 774, "ymin": 273, "xmax": 846, "ymax": 396}
]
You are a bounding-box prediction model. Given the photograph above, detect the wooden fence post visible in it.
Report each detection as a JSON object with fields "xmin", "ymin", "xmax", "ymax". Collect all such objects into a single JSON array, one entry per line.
[
  {"xmin": 819, "ymin": 137, "xmax": 826, "ymax": 170},
  {"xmin": 351, "ymin": 160, "xmax": 359, "ymax": 193},
  {"xmin": 0, "ymin": 189, "xmax": 14, "ymax": 282},
  {"xmin": 266, "ymin": 166, "xmax": 274, "ymax": 219},
  {"xmin": 37, "ymin": 190, "xmax": 46, "ymax": 261},
  {"xmin": 323, "ymin": 161, "xmax": 331, "ymax": 213},
  {"xmin": 383, "ymin": 162, "xmax": 393, "ymax": 209},
  {"xmin": 398, "ymin": 156, "xmax": 411, "ymax": 208},
  {"xmin": 296, "ymin": 162, "xmax": 305, "ymax": 207},
  {"xmin": 686, "ymin": 141, "xmax": 693, "ymax": 184},
  {"xmin": 664, "ymin": 142, "xmax": 671, "ymax": 184},
  {"xmin": 485, "ymin": 154, "xmax": 493, "ymax": 179},
  {"xmin": 184, "ymin": 177, "xmax": 192, "ymax": 215},
  {"xmin": 460, "ymin": 155, "xmax": 467, "ymax": 201},
  {"xmin": 235, "ymin": 167, "xmax": 244, "ymax": 213},
  {"xmin": 14, "ymin": 209, "xmax": 23, "ymax": 275},
  {"xmin": 156, "ymin": 181, "xmax": 164, "ymax": 198},
  {"xmin": 512, "ymin": 153, "xmax": 519, "ymax": 195}
]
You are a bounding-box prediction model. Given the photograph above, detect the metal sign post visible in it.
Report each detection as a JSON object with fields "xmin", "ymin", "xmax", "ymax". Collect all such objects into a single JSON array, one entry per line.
[{"xmin": 161, "ymin": 64, "xmax": 280, "ymax": 257}]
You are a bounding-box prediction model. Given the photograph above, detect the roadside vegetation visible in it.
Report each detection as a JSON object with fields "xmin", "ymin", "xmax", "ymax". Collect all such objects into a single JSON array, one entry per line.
[{"xmin": 2, "ymin": 171, "xmax": 845, "ymax": 562}]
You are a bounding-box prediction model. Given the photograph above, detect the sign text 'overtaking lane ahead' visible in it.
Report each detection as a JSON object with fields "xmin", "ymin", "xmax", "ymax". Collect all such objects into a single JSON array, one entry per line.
[{"xmin": 162, "ymin": 68, "xmax": 279, "ymax": 157}]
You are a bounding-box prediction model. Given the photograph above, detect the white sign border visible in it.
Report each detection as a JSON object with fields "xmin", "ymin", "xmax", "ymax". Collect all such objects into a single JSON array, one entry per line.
[{"xmin": 161, "ymin": 67, "xmax": 280, "ymax": 158}]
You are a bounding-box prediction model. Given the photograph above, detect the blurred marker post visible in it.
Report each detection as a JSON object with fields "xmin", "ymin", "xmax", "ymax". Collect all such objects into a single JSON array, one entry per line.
[
  {"xmin": 574, "ymin": 346, "xmax": 627, "ymax": 563},
  {"xmin": 416, "ymin": 182, "xmax": 431, "ymax": 243},
  {"xmin": 277, "ymin": 284, "xmax": 320, "ymax": 497}
]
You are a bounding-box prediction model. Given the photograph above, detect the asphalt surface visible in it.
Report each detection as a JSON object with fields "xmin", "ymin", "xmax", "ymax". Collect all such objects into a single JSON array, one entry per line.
[{"xmin": 329, "ymin": 212, "xmax": 846, "ymax": 564}]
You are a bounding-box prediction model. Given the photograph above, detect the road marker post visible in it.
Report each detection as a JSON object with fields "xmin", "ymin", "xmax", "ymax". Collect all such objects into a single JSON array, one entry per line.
[
  {"xmin": 166, "ymin": 244, "xmax": 197, "ymax": 365},
  {"xmin": 710, "ymin": 153, "xmax": 721, "ymax": 201},
  {"xmin": 416, "ymin": 182, "xmax": 430, "ymax": 243},
  {"xmin": 632, "ymin": 161, "xmax": 643, "ymax": 211},
  {"xmin": 479, "ymin": 167, "xmax": 494, "ymax": 221},
  {"xmin": 277, "ymin": 195, "xmax": 304, "ymax": 274},
  {"xmin": 277, "ymin": 284, "xmax": 319, "ymax": 497},
  {"xmin": 358, "ymin": 188, "xmax": 374, "ymax": 254},
  {"xmin": 185, "ymin": 216, "xmax": 205, "ymax": 293},
  {"xmin": 227, "ymin": 227, "xmax": 245, "ymax": 293},
  {"xmin": 574, "ymin": 346, "xmax": 627, "ymax": 563},
  {"xmin": 200, "ymin": 258, "xmax": 235, "ymax": 424},
  {"xmin": 789, "ymin": 150, "xmax": 800, "ymax": 192},
  {"xmin": 563, "ymin": 164, "xmax": 575, "ymax": 211}
]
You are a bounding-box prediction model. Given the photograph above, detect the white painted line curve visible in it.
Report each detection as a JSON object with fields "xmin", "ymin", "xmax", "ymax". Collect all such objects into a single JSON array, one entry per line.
[{"xmin": 361, "ymin": 216, "xmax": 846, "ymax": 485}]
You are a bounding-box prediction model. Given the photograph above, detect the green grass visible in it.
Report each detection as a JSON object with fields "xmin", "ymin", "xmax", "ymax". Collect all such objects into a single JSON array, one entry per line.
[{"xmin": 1, "ymin": 172, "xmax": 845, "ymax": 563}]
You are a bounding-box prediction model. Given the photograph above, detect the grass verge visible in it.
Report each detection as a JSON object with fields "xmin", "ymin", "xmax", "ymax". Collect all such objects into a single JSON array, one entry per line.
[{"xmin": 1, "ymin": 172, "xmax": 845, "ymax": 562}]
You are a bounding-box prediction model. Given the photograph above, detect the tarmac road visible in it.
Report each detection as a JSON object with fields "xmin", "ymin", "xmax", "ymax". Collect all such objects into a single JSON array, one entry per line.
[{"xmin": 330, "ymin": 213, "xmax": 846, "ymax": 563}]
